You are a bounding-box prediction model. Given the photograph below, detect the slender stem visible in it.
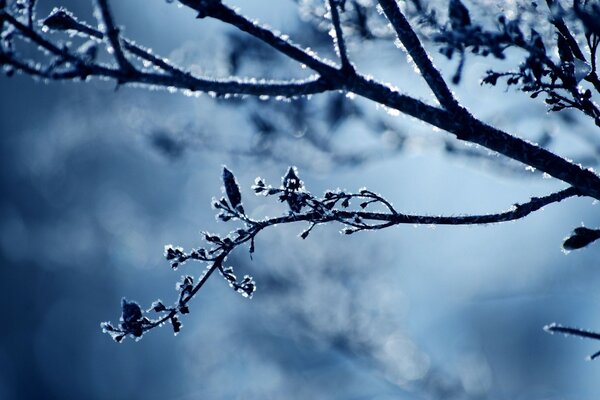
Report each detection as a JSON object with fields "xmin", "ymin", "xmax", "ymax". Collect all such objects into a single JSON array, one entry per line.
[
  {"xmin": 143, "ymin": 256, "xmax": 223, "ymax": 332},
  {"xmin": 328, "ymin": 0, "xmax": 354, "ymax": 72},
  {"xmin": 377, "ymin": 0, "xmax": 462, "ymax": 112},
  {"xmin": 546, "ymin": 324, "xmax": 600, "ymax": 341},
  {"xmin": 27, "ymin": 0, "xmax": 35, "ymax": 28},
  {"xmin": 180, "ymin": 0, "xmax": 339, "ymax": 77},
  {"xmin": 4, "ymin": 4, "xmax": 600, "ymax": 200},
  {"xmin": 545, "ymin": 0, "xmax": 586, "ymax": 60},
  {"xmin": 94, "ymin": 0, "xmax": 134, "ymax": 74},
  {"xmin": 105, "ymin": 182, "xmax": 580, "ymax": 339},
  {"xmin": 255, "ymin": 187, "xmax": 580, "ymax": 227}
]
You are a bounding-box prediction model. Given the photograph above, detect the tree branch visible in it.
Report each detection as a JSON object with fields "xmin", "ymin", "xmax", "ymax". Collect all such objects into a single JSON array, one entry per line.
[
  {"xmin": 545, "ymin": 323, "xmax": 600, "ymax": 360},
  {"xmin": 2, "ymin": 12, "xmax": 335, "ymax": 96},
  {"xmin": 101, "ymin": 167, "xmax": 582, "ymax": 341},
  {"xmin": 377, "ymin": 0, "xmax": 463, "ymax": 112},
  {"xmin": 173, "ymin": 1, "xmax": 600, "ymax": 200},
  {"xmin": 346, "ymin": 74, "xmax": 600, "ymax": 200},
  {"xmin": 181, "ymin": 0, "xmax": 339, "ymax": 77},
  {"xmin": 4, "ymin": 3, "xmax": 600, "ymax": 201},
  {"xmin": 328, "ymin": 0, "xmax": 354, "ymax": 73},
  {"xmin": 94, "ymin": 0, "xmax": 134, "ymax": 74}
]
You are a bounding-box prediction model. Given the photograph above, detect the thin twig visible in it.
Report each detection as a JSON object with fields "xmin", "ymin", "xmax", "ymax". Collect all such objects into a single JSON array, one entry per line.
[
  {"xmin": 27, "ymin": 0, "xmax": 35, "ymax": 28},
  {"xmin": 545, "ymin": 0, "xmax": 586, "ymax": 60},
  {"xmin": 3, "ymin": 4, "xmax": 600, "ymax": 200},
  {"xmin": 41, "ymin": 14, "xmax": 188, "ymax": 77},
  {"xmin": 182, "ymin": 0, "xmax": 338, "ymax": 77},
  {"xmin": 94, "ymin": 0, "xmax": 134, "ymax": 74},
  {"xmin": 2, "ymin": 12, "xmax": 334, "ymax": 96},
  {"xmin": 545, "ymin": 323, "xmax": 600, "ymax": 359},
  {"xmin": 377, "ymin": 0, "xmax": 463, "ymax": 112},
  {"xmin": 101, "ymin": 167, "xmax": 581, "ymax": 341},
  {"xmin": 328, "ymin": 0, "xmax": 354, "ymax": 73}
]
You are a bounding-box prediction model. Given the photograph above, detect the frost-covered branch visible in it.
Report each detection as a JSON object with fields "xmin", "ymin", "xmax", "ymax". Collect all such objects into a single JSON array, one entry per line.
[
  {"xmin": 0, "ymin": 9, "xmax": 333, "ymax": 96},
  {"xmin": 545, "ymin": 323, "xmax": 600, "ymax": 360},
  {"xmin": 327, "ymin": 0, "xmax": 354, "ymax": 73},
  {"xmin": 102, "ymin": 167, "xmax": 582, "ymax": 342},
  {"xmin": 177, "ymin": 0, "xmax": 600, "ymax": 200},
  {"xmin": 377, "ymin": 0, "xmax": 462, "ymax": 112},
  {"xmin": 182, "ymin": 0, "xmax": 339, "ymax": 77},
  {"xmin": 94, "ymin": 0, "xmax": 134, "ymax": 74},
  {"xmin": 4, "ymin": 0, "xmax": 600, "ymax": 359},
  {"xmin": 3, "ymin": 1, "xmax": 600, "ymax": 200},
  {"xmin": 429, "ymin": 0, "xmax": 600, "ymax": 125}
]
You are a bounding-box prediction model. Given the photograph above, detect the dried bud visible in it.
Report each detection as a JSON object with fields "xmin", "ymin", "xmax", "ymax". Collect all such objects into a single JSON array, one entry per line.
[
  {"xmin": 222, "ymin": 167, "xmax": 244, "ymax": 213},
  {"xmin": 563, "ymin": 227, "xmax": 600, "ymax": 250},
  {"xmin": 283, "ymin": 166, "xmax": 303, "ymax": 191}
]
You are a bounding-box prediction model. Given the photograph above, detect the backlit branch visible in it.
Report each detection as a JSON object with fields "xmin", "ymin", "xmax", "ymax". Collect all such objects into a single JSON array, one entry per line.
[
  {"xmin": 1, "ymin": 10, "xmax": 333, "ymax": 96},
  {"xmin": 2, "ymin": 1, "xmax": 600, "ymax": 200},
  {"xmin": 328, "ymin": 0, "xmax": 354, "ymax": 72},
  {"xmin": 102, "ymin": 167, "xmax": 581, "ymax": 341},
  {"xmin": 94, "ymin": 0, "xmax": 134, "ymax": 74},
  {"xmin": 3, "ymin": 0, "xmax": 600, "ymax": 356},
  {"xmin": 545, "ymin": 323, "xmax": 600, "ymax": 360},
  {"xmin": 377, "ymin": 0, "xmax": 463, "ymax": 112}
]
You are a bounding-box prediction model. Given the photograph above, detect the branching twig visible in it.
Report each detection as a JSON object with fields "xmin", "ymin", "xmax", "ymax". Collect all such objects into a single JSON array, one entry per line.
[
  {"xmin": 3, "ymin": 2, "xmax": 600, "ymax": 200},
  {"xmin": 328, "ymin": 0, "xmax": 354, "ymax": 73},
  {"xmin": 4, "ymin": 0, "xmax": 600, "ymax": 357},
  {"xmin": 2, "ymin": 11, "xmax": 334, "ymax": 96},
  {"xmin": 94, "ymin": 0, "xmax": 134, "ymax": 75},
  {"xmin": 101, "ymin": 167, "xmax": 582, "ymax": 341},
  {"xmin": 545, "ymin": 323, "xmax": 600, "ymax": 360},
  {"xmin": 377, "ymin": 0, "xmax": 463, "ymax": 112}
]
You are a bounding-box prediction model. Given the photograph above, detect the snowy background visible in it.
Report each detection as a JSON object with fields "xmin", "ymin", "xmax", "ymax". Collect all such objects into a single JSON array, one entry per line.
[{"xmin": 1, "ymin": 0, "xmax": 600, "ymax": 399}]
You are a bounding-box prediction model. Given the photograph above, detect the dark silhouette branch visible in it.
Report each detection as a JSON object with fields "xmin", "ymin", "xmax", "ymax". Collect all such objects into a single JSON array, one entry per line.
[
  {"xmin": 184, "ymin": 0, "xmax": 339, "ymax": 77},
  {"xmin": 546, "ymin": 0, "xmax": 586, "ymax": 60},
  {"xmin": 101, "ymin": 167, "xmax": 581, "ymax": 341},
  {"xmin": 377, "ymin": 0, "xmax": 463, "ymax": 112},
  {"xmin": 3, "ymin": 2, "xmax": 600, "ymax": 199},
  {"xmin": 176, "ymin": 0, "xmax": 600, "ymax": 200},
  {"xmin": 94, "ymin": 0, "xmax": 134, "ymax": 74},
  {"xmin": 3, "ymin": 0, "xmax": 600, "ymax": 354},
  {"xmin": 328, "ymin": 0, "xmax": 354, "ymax": 73},
  {"xmin": 545, "ymin": 323, "xmax": 600, "ymax": 360},
  {"xmin": 1, "ymin": 12, "xmax": 334, "ymax": 96}
]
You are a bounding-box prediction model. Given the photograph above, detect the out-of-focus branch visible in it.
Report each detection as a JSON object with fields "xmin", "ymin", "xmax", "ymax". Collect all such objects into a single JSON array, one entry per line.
[{"xmin": 546, "ymin": 0, "xmax": 586, "ymax": 59}]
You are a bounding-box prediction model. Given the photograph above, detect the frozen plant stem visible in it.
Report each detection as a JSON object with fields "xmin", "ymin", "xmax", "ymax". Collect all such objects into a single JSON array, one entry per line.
[
  {"xmin": 545, "ymin": 324, "xmax": 600, "ymax": 360},
  {"xmin": 3, "ymin": 0, "xmax": 600, "ymax": 351},
  {"xmin": 377, "ymin": 0, "xmax": 462, "ymax": 112},
  {"xmin": 94, "ymin": 0, "xmax": 134, "ymax": 74},
  {"xmin": 328, "ymin": 0, "xmax": 354, "ymax": 73},
  {"xmin": 101, "ymin": 167, "xmax": 582, "ymax": 341},
  {"xmin": 3, "ymin": 0, "xmax": 600, "ymax": 198}
]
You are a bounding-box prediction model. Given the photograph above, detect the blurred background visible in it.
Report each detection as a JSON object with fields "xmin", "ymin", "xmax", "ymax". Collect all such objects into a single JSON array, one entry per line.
[{"xmin": 2, "ymin": 0, "xmax": 600, "ymax": 399}]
